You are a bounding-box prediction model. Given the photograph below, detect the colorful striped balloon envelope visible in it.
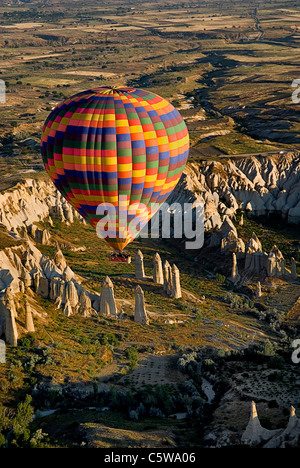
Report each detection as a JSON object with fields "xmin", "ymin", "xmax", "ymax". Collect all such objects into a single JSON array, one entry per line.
[{"xmin": 41, "ymin": 86, "xmax": 189, "ymax": 251}]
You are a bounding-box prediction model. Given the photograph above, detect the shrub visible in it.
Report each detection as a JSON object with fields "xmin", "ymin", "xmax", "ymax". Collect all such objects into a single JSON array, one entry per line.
[
  {"xmin": 125, "ymin": 346, "xmax": 138, "ymax": 363},
  {"xmin": 11, "ymin": 395, "xmax": 34, "ymax": 446},
  {"xmin": 18, "ymin": 337, "xmax": 31, "ymax": 349},
  {"xmin": 263, "ymin": 340, "xmax": 275, "ymax": 357},
  {"xmin": 0, "ymin": 433, "xmax": 5, "ymax": 448},
  {"xmin": 177, "ymin": 352, "xmax": 197, "ymax": 372},
  {"xmin": 99, "ymin": 333, "xmax": 120, "ymax": 347},
  {"xmin": 215, "ymin": 273, "xmax": 226, "ymax": 284},
  {"xmin": 29, "ymin": 429, "xmax": 48, "ymax": 448}
]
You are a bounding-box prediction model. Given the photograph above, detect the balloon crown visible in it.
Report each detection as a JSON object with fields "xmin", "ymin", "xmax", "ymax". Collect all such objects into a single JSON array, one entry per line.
[{"xmin": 97, "ymin": 86, "xmax": 136, "ymax": 94}]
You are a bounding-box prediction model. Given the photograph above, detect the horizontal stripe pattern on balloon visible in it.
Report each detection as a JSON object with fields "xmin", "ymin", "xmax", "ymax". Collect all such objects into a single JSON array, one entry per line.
[{"xmin": 41, "ymin": 86, "xmax": 189, "ymax": 251}]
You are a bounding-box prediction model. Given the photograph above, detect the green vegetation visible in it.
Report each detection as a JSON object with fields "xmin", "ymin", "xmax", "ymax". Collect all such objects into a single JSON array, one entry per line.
[
  {"xmin": 0, "ymin": 395, "xmax": 48, "ymax": 448},
  {"xmin": 125, "ymin": 346, "xmax": 139, "ymax": 371},
  {"xmin": 0, "ymin": 0, "xmax": 299, "ymax": 449},
  {"xmin": 237, "ymin": 215, "xmax": 300, "ymax": 270},
  {"xmin": 0, "ymin": 0, "xmax": 299, "ymax": 156}
]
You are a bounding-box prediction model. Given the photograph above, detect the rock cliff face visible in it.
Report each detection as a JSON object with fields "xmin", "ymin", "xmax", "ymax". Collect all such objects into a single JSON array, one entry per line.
[
  {"xmin": 165, "ymin": 153, "xmax": 299, "ymax": 282},
  {"xmin": 0, "ymin": 177, "xmax": 101, "ymax": 344},
  {"xmin": 241, "ymin": 401, "xmax": 278, "ymax": 447},
  {"xmin": 134, "ymin": 285, "xmax": 149, "ymax": 325},
  {"xmin": 0, "ymin": 178, "xmax": 82, "ymax": 233},
  {"xmin": 2, "ymin": 152, "xmax": 299, "ymax": 244},
  {"xmin": 0, "ymin": 239, "xmax": 100, "ymax": 315},
  {"xmin": 0, "ymin": 152, "xmax": 299, "ymax": 343},
  {"xmin": 167, "ymin": 152, "xmax": 300, "ymax": 229},
  {"xmin": 242, "ymin": 401, "xmax": 300, "ymax": 448}
]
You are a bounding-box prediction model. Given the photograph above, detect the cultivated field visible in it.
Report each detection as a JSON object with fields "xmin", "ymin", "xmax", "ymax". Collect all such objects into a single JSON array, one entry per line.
[
  {"xmin": 0, "ymin": 0, "xmax": 299, "ymax": 449},
  {"xmin": 0, "ymin": 0, "xmax": 299, "ymax": 160}
]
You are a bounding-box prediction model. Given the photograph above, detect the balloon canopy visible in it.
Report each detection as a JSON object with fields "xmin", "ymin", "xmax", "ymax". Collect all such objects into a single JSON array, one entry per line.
[{"xmin": 41, "ymin": 86, "xmax": 189, "ymax": 251}]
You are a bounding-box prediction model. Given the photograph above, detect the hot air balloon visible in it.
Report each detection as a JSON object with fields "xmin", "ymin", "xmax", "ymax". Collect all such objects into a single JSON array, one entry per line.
[{"xmin": 41, "ymin": 86, "xmax": 189, "ymax": 261}]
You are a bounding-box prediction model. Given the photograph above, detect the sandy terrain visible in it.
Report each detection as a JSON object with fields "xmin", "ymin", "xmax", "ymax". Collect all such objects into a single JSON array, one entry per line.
[
  {"xmin": 63, "ymin": 71, "xmax": 117, "ymax": 78},
  {"xmin": 1, "ymin": 22, "xmax": 44, "ymax": 29},
  {"xmin": 119, "ymin": 354, "xmax": 186, "ymax": 386}
]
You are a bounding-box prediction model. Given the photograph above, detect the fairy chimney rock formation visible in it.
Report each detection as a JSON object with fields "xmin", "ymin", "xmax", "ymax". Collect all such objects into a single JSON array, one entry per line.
[
  {"xmin": 24, "ymin": 250, "xmax": 37, "ymax": 271},
  {"xmin": 245, "ymin": 232, "xmax": 262, "ymax": 254},
  {"xmin": 79, "ymin": 290, "xmax": 92, "ymax": 317},
  {"xmin": 4, "ymin": 288, "xmax": 17, "ymax": 318},
  {"xmin": 25, "ymin": 301, "xmax": 35, "ymax": 333},
  {"xmin": 62, "ymin": 266, "xmax": 74, "ymax": 283},
  {"xmin": 100, "ymin": 276, "xmax": 118, "ymax": 318},
  {"xmin": 63, "ymin": 300, "xmax": 73, "ymax": 317},
  {"xmin": 153, "ymin": 252, "xmax": 164, "ymax": 285},
  {"xmin": 63, "ymin": 203, "xmax": 74, "ymax": 225},
  {"xmin": 135, "ymin": 250, "xmax": 145, "ymax": 280},
  {"xmin": 53, "ymin": 246, "xmax": 67, "ymax": 271},
  {"xmin": 171, "ymin": 264, "xmax": 182, "ymax": 299},
  {"xmin": 55, "ymin": 203, "xmax": 65, "ymax": 223},
  {"xmin": 230, "ymin": 253, "xmax": 240, "ymax": 284},
  {"xmin": 49, "ymin": 277, "xmax": 65, "ymax": 303},
  {"xmin": 167, "ymin": 264, "xmax": 174, "ymax": 296},
  {"xmin": 241, "ymin": 401, "xmax": 278, "ymax": 447},
  {"xmin": 4, "ymin": 290, "xmax": 18, "ymax": 347},
  {"xmin": 35, "ymin": 228, "xmax": 51, "ymax": 245},
  {"xmin": 256, "ymin": 281, "xmax": 262, "ymax": 298},
  {"xmin": 259, "ymin": 406, "xmax": 300, "ymax": 448},
  {"xmin": 244, "ymin": 232, "xmax": 266, "ymax": 275},
  {"xmin": 5, "ymin": 309, "xmax": 18, "ymax": 347},
  {"xmin": 221, "ymin": 230, "xmax": 245, "ymax": 256},
  {"xmin": 64, "ymin": 281, "xmax": 78, "ymax": 310},
  {"xmin": 134, "ymin": 285, "xmax": 149, "ymax": 325},
  {"xmin": 20, "ymin": 266, "xmax": 32, "ymax": 288},
  {"xmin": 163, "ymin": 260, "xmax": 171, "ymax": 293},
  {"xmin": 266, "ymin": 245, "xmax": 285, "ymax": 278},
  {"xmin": 286, "ymin": 406, "xmax": 299, "ymax": 434},
  {"xmin": 220, "ymin": 216, "xmax": 237, "ymax": 238}
]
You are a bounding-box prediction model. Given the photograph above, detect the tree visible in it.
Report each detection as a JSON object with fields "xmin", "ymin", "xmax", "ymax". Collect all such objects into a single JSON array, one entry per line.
[
  {"xmin": 0, "ymin": 432, "xmax": 5, "ymax": 448},
  {"xmin": 0, "ymin": 403, "xmax": 11, "ymax": 446},
  {"xmin": 263, "ymin": 340, "xmax": 275, "ymax": 357},
  {"xmin": 11, "ymin": 394, "xmax": 34, "ymax": 444},
  {"xmin": 125, "ymin": 347, "xmax": 138, "ymax": 363},
  {"xmin": 0, "ymin": 395, "xmax": 34, "ymax": 447}
]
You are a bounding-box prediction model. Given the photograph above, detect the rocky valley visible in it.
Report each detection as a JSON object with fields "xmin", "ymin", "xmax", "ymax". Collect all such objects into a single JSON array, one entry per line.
[
  {"xmin": 0, "ymin": 152, "xmax": 299, "ymax": 448},
  {"xmin": 0, "ymin": 0, "xmax": 300, "ymax": 451}
]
